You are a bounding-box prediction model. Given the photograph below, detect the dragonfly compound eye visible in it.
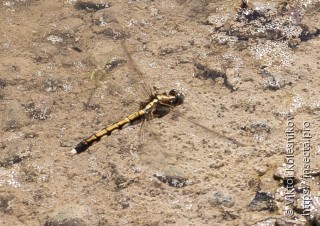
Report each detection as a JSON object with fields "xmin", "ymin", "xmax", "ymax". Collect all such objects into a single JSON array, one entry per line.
[{"xmin": 169, "ymin": 89, "xmax": 184, "ymax": 106}]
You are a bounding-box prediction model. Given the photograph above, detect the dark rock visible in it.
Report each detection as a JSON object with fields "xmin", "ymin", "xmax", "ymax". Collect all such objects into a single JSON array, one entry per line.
[
  {"xmin": 249, "ymin": 191, "xmax": 277, "ymax": 211},
  {"xmin": 74, "ymin": 2, "xmax": 111, "ymax": 12}
]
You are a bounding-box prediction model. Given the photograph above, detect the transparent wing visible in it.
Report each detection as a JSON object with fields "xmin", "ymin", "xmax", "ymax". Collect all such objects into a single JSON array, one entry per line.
[{"xmin": 120, "ymin": 40, "xmax": 154, "ymax": 99}]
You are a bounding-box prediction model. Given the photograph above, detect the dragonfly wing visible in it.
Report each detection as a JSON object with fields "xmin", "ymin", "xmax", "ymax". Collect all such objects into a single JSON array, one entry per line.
[
  {"xmin": 138, "ymin": 121, "xmax": 179, "ymax": 171},
  {"xmin": 120, "ymin": 40, "xmax": 154, "ymax": 100},
  {"xmin": 177, "ymin": 113, "xmax": 247, "ymax": 147}
]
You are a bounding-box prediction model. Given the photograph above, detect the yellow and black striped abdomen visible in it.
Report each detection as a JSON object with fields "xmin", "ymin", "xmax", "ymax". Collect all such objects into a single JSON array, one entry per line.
[
  {"xmin": 71, "ymin": 90, "xmax": 184, "ymax": 154},
  {"xmin": 71, "ymin": 99, "xmax": 160, "ymax": 154}
]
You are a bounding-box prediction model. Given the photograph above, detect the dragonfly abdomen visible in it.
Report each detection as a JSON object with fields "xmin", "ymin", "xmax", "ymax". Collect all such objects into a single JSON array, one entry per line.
[
  {"xmin": 71, "ymin": 100, "xmax": 159, "ymax": 154},
  {"xmin": 70, "ymin": 90, "xmax": 185, "ymax": 154}
]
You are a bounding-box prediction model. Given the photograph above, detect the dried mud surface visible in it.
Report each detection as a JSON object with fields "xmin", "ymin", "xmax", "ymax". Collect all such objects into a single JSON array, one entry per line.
[{"xmin": 0, "ymin": 0, "xmax": 320, "ymax": 225}]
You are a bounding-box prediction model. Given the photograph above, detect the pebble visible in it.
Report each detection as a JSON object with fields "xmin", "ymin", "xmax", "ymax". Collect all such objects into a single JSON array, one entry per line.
[
  {"xmin": 209, "ymin": 191, "xmax": 235, "ymax": 208},
  {"xmin": 225, "ymin": 68, "xmax": 239, "ymax": 91},
  {"xmin": 209, "ymin": 159, "xmax": 224, "ymax": 169},
  {"xmin": 261, "ymin": 69, "xmax": 287, "ymax": 91},
  {"xmin": 273, "ymin": 165, "xmax": 298, "ymax": 182},
  {"xmin": 153, "ymin": 166, "xmax": 192, "ymax": 188},
  {"xmin": 254, "ymin": 165, "xmax": 268, "ymax": 176}
]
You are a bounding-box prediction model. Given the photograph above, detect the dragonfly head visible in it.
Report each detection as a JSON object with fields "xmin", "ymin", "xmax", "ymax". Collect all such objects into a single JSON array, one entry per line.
[{"xmin": 169, "ymin": 89, "xmax": 184, "ymax": 106}]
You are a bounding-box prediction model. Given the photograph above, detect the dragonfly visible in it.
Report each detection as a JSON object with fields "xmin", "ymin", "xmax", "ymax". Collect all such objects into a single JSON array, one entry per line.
[
  {"xmin": 71, "ymin": 40, "xmax": 245, "ymax": 155},
  {"xmin": 71, "ymin": 89, "xmax": 184, "ymax": 154},
  {"xmin": 71, "ymin": 40, "xmax": 187, "ymax": 154}
]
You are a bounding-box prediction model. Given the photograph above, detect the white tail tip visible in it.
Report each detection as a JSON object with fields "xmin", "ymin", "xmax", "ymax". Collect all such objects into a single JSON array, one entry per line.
[{"xmin": 70, "ymin": 148, "xmax": 78, "ymax": 154}]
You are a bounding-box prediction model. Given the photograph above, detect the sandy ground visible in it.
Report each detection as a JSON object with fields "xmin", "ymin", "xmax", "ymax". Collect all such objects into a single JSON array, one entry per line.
[{"xmin": 0, "ymin": 0, "xmax": 319, "ymax": 225}]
